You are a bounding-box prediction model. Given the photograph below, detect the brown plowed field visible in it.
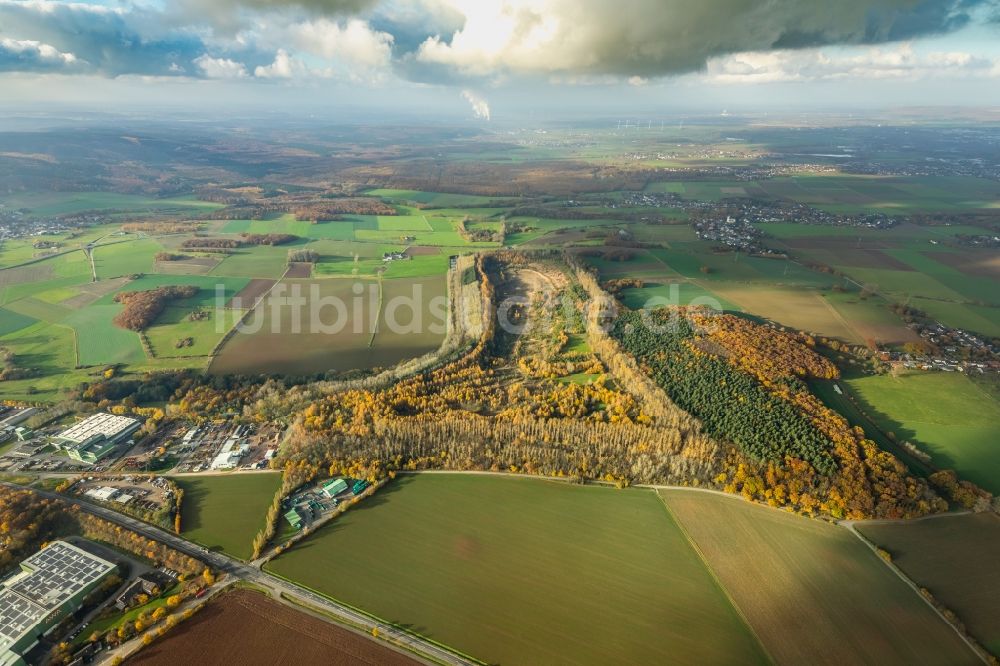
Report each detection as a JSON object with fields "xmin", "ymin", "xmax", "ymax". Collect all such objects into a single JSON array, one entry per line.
[
  {"xmin": 129, "ymin": 589, "xmax": 416, "ymax": 666},
  {"xmin": 284, "ymin": 262, "xmax": 313, "ymax": 278},
  {"xmin": 227, "ymin": 278, "xmax": 276, "ymax": 307},
  {"xmin": 403, "ymin": 245, "xmax": 440, "ymax": 256},
  {"xmin": 929, "ymin": 249, "xmax": 1000, "ymax": 279}
]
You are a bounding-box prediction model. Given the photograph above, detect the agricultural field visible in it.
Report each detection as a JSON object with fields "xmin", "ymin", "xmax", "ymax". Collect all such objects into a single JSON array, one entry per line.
[
  {"xmin": 63, "ymin": 304, "xmax": 146, "ymax": 366},
  {"xmin": 364, "ymin": 188, "xmax": 512, "ymax": 208},
  {"xmin": 144, "ymin": 306, "xmax": 232, "ymax": 358},
  {"xmin": 176, "ymin": 472, "xmax": 282, "ymax": 560},
  {"xmin": 661, "ymin": 490, "xmax": 979, "ymax": 665},
  {"xmin": 210, "ymin": 275, "xmax": 446, "ymax": 376},
  {"xmin": 648, "ymin": 174, "xmax": 1000, "ymax": 214},
  {"xmin": 0, "ymin": 307, "xmax": 36, "ymax": 336},
  {"xmin": 842, "ymin": 371, "xmax": 1000, "ymax": 493},
  {"xmin": 0, "ymin": 201, "xmax": 487, "ymax": 398},
  {"xmin": 209, "ymin": 246, "xmax": 294, "ymax": 280},
  {"xmin": 130, "ymin": 589, "xmax": 417, "ymax": 666},
  {"xmin": 267, "ymin": 475, "xmax": 768, "ymax": 665},
  {"xmin": 618, "ymin": 280, "xmax": 737, "ymax": 311},
  {"xmin": 0, "ymin": 191, "xmax": 222, "ymax": 217},
  {"xmin": 859, "ymin": 513, "xmax": 1000, "ymax": 656},
  {"xmin": 708, "ymin": 284, "xmax": 865, "ymax": 342},
  {"xmin": 757, "ymin": 223, "xmax": 1000, "ymax": 337}
]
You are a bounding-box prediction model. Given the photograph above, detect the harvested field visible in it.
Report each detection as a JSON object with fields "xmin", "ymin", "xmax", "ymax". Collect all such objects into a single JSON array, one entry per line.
[
  {"xmin": 859, "ymin": 513, "xmax": 1000, "ymax": 657},
  {"xmin": 403, "ymin": 245, "xmax": 440, "ymax": 256},
  {"xmin": 661, "ymin": 490, "xmax": 979, "ymax": 666},
  {"xmin": 228, "ymin": 278, "xmax": 277, "ymax": 307},
  {"xmin": 129, "ymin": 589, "xmax": 416, "ymax": 666},
  {"xmin": 60, "ymin": 276, "xmax": 131, "ymax": 309},
  {"xmin": 0, "ymin": 263, "xmax": 54, "ymax": 286},
  {"xmin": 708, "ymin": 284, "xmax": 862, "ymax": 342},
  {"xmin": 154, "ymin": 256, "xmax": 219, "ymax": 275},
  {"xmin": 822, "ymin": 248, "xmax": 914, "ymax": 270},
  {"xmin": 284, "ymin": 262, "xmax": 313, "ymax": 278},
  {"xmin": 210, "ymin": 276, "xmax": 446, "ymax": 377},
  {"xmin": 929, "ymin": 249, "xmax": 1000, "ymax": 280}
]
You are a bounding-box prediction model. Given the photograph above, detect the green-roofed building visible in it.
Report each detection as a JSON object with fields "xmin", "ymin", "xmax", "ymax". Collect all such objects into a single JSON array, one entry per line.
[
  {"xmin": 284, "ymin": 508, "xmax": 305, "ymax": 530},
  {"xmin": 321, "ymin": 478, "xmax": 348, "ymax": 498}
]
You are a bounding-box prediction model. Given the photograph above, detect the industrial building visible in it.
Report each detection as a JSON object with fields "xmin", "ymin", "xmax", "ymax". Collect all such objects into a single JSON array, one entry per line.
[
  {"xmin": 209, "ymin": 427, "xmax": 250, "ymax": 470},
  {"xmin": 56, "ymin": 413, "xmax": 140, "ymax": 465},
  {"xmin": 321, "ymin": 478, "xmax": 348, "ymax": 498},
  {"xmin": 0, "ymin": 541, "xmax": 117, "ymax": 666},
  {"xmin": 284, "ymin": 506, "xmax": 306, "ymax": 530}
]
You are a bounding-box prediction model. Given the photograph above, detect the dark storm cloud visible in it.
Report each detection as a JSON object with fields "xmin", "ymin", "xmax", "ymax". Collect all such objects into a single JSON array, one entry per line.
[{"xmin": 409, "ymin": 0, "xmax": 1000, "ymax": 79}]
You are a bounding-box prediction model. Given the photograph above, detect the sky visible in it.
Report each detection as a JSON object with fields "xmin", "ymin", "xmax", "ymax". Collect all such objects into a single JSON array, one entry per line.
[{"xmin": 2, "ymin": 0, "xmax": 1000, "ymax": 118}]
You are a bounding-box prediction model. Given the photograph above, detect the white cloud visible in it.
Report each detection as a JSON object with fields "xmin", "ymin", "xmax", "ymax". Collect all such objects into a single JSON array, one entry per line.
[
  {"xmin": 0, "ymin": 38, "xmax": 76, "ymax": 63},
  {"xmin": 290, "ymin": 19, "xmax": 393, "ymax": 70},
  {"xmin": 193, "ymin": 54, "xmax": 248, "ymax": 79},
  {"xmin": 703, "ymin": 44, "xmax": 1000, "ymax": 84},
  {"xmin": 254, "ymin": 49, "xmax": 305, "ymax": 78}
]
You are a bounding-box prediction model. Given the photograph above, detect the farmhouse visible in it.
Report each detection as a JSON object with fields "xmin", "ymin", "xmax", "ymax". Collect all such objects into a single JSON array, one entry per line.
[
  {"xmin": 56, "ymin": 413, "xmax": 141, "ymax": 465},
  {"xmin": 114, "ymin": 574, "xmax": 163, "ymax": 610},
  {"xmin": 0, "ymin": 541, "xmax": 117, "ymax": 666}
]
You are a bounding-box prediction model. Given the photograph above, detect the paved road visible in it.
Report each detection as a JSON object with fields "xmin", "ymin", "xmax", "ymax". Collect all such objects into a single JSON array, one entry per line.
[{"xmin": 2, "ymin": 482, "xmax": 475, "ymax": 666}]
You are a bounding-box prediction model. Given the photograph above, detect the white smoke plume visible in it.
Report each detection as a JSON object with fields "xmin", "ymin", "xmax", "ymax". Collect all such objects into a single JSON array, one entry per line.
[{"xmin": 461, "ymin": 90, "xmax": 491, "ymax": 120}]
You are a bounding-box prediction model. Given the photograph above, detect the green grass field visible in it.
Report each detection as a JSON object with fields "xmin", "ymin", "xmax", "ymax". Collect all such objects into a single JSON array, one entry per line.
[
  {"xmin": 0, "ymin": 307, "xmax": 37, "ymax": 336},
  {"xmin": 619, "ymin": 281, "xmax": 737, "ymax": 311},
  {"xmin": 363, "ymin": 189, "xmax": 510, "ymax": 207},
  {"xmin": 653, "ymin": 174, "xmax": 1000, "ymax": 214},
  {"xmin": 859, "ymin": 513, "xmax": 1000, "ymax": 656},
  {"xmin": 63, "ymin": 304, "xmax": 146, "ymax": 366},
  {"xmin": 92, "ymin": 238, "xmax": 162, "ymax": 279},
  {"xmin": 209, "ymin": 246, "xmax": 291, "ymax": 280},
  {"xmin": 911, "ymin": 298, "xmax": 1000, "ymax": 338},
  {"xmin": 267, "ymin": 475, "xmax": 768, "ymax": 665},
  {"xmin": 176, "ymin": 473, "xmax": 282, "ymax": 560},
  {"xmin": 99, "ymin": 274, "xmax": 250, "ymax": 308},
  {"xmin": 145, "ymin": 306, "xmax": 232, "ymax": 358},
  {"xmin": 662, "ymin": 490, "xmax": 979, "ymax": 665},
  {"xmin": 0, "ymin": 192, "xmax": 221, "ymax": 217},
  {"xmin": 844, "ymin": 371, "xmax": 1000, "ymax": 493}
]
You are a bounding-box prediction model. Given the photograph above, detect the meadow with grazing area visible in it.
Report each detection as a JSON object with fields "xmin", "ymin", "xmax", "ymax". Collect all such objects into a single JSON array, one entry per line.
[
  {"xmin": 267, "ymin": 475, "xmax": 768, "ymax": 665},
  {"xmin": 661, "ymin": 490, "xmax": 979, "ymax": 666},
  {"xmin": 860, "ymin": 513, "xmax": 1000, "ymax": 656},
  {"xmin": 843, "ymin": 371, "xmax": 1000, "ymax": 493},
  {"xmin": 176, "ymin": 472, "xmax": 282, "ymax": 560}
]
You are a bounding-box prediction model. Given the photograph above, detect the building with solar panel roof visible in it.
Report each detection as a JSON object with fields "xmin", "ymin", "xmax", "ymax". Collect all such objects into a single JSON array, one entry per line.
[{"xmin": 0, "ymin": 541, "xmax": 117, "ymax": 666}]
